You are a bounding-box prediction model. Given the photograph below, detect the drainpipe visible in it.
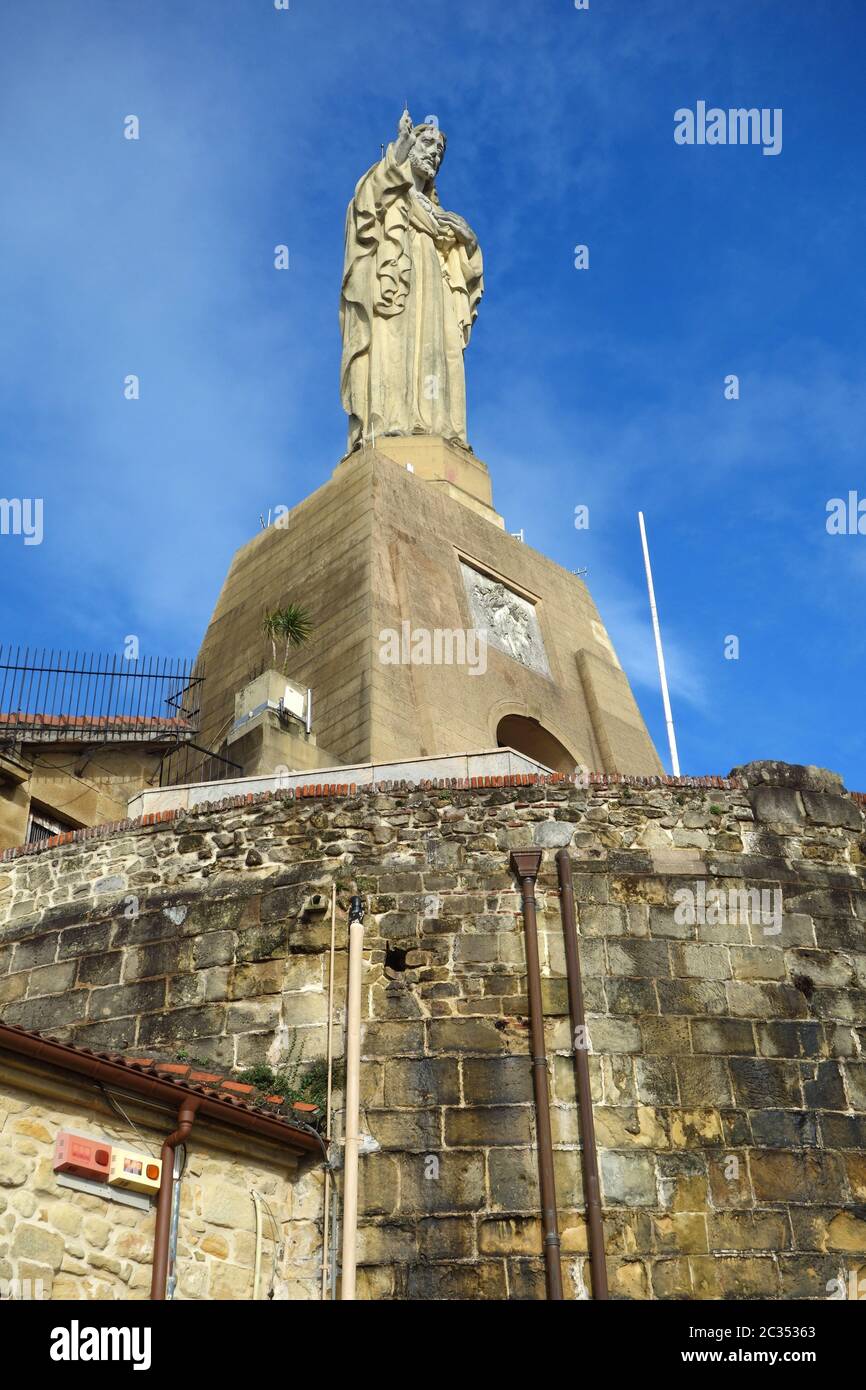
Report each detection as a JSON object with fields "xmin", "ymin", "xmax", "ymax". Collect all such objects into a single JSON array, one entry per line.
[
  {"xmin": 320, "ymin": 883, "xmax": 338, "ymax": 1298},
  {"xmin": 252, "ymin": 1189, "xmax": 264, "ymax": 1301},
  {"xmin": 555, "ymin": 848, "xmax": 609, "ymax": 1299},
  {"xmin": 330, "ymin": 1183, "xmax": 339, "ymax": 1300},
  {"xmin": 165, "ymin": 1144, "xmax": 185, "ymax": 1301},
  {"xmin": 340, "ymin": 895, "xmax": 365, "ymax": 1300},
  {"xmin": 510, "ymin": 850, "xmax": 563, "ymax": 1300},
  {"xmin": 151, "ymin": 1099, "xmax": 198, "ymax": 1300}
]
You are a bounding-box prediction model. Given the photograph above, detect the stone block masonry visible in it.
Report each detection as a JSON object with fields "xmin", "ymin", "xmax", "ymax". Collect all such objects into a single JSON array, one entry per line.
[
  {"xmin": 0, "ymin": 1058, "xmax": 319, "ymax": 1300},
  {"xmin": 1, "ymin": 765, "xmax": 865, "ymax": 1299}
]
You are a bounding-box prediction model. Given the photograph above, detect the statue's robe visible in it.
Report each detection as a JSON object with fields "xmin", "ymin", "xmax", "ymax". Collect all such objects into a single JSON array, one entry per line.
[{"xmin": 340, "ymin": 140, "xmax": 484, "ymax": 452}]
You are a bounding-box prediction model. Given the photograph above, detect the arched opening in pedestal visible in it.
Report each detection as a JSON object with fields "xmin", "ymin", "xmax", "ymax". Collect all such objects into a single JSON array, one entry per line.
[{"xmin": 496, "ymin": 715, "xmax": 576, "ymax": 774}]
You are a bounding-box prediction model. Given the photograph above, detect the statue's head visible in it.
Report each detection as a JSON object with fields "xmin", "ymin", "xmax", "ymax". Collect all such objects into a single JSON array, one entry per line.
[{"xmin": 409, "ymin": 124, "xmax": 446, "ymax": 186}]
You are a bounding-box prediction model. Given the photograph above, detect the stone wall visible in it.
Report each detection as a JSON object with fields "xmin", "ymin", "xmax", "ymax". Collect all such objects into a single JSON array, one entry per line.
[
  {"xmin": 0, "ymin": 1055, "xmax": 320, "ymax": 1300},
  {"xmin": 2, "ymin": 766, "xmax": 866, "ymax": 1299}
]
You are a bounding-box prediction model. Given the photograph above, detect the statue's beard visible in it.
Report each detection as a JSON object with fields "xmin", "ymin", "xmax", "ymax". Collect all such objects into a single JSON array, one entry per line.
[{"xmin": 411, "ymin": 152, "xmax": 440, "ymax": 182}]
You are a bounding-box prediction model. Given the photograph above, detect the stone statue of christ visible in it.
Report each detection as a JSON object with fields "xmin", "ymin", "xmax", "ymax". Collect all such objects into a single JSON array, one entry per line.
[{"xmin": 340, "ymin": 110, "xmax": 484, "ymax": 453}]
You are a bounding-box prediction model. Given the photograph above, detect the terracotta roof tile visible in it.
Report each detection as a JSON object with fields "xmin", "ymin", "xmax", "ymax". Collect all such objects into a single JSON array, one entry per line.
[
  {"xmin": 0, "ymin": 713, "xmax": 194, "ymax": 730},
  {"xmin": 0, "ymin": 1024, "xmax": 322, "ymax": 1137}
]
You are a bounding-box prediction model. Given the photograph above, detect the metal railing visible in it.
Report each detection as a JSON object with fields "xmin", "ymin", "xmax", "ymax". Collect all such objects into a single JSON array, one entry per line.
[
  {"xmin": 0, "ymin": 647, "xmax": 202, "ymax": 744},
  {"xmin": 157, "ymin": 740, "xmax": 242, "ymax": 788},
  {"xmin": 0, "ymin": 647, "xmax": 245, "ymax": 789}
]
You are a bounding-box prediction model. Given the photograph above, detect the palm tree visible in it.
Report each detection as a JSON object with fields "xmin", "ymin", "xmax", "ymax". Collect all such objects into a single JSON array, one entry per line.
[{"xmin": 261, "ymin": 603, "xmax": 313, "ymax": 674}]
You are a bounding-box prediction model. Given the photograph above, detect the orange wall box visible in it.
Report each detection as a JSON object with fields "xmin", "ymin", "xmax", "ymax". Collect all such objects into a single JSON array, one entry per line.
[
  {"xmin": 108, "ymin": 1148, "xmax": 162, "ymax": 1195},
  {"xmin": 54, "ymin": 1132, "xmax": 112, "ymax": 1182}
]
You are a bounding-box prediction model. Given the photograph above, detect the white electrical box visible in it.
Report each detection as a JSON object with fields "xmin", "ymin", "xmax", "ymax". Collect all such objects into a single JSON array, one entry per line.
[{"xmin": 108, "ymin": 1148, "xmax": 162, "ymax": 1195}]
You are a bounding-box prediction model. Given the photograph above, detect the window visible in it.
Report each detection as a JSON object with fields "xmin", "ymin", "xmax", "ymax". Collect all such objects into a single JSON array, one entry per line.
[{"xmin": 26, "ymin": 807, "xmax": 75, "ymax": 844}]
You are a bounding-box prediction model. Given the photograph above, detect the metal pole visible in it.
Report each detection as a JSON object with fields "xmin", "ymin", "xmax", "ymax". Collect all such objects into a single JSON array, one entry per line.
[
  {"xmin": 340, "ymin": 895, "xmax": 365, "ymax": 1300},
  {"xmin": 320, "ymin": 884, "xmax": 337, "ymax": 1299},
  {"xmin": 151, "ymin": 1100, "xmax": 198, "ymax": 1300},
  {"xmin": 330, "ymin": 1177, "xmax": 339, "ymax": 1300},
  {"xmin": 638, "ymin": 511, "xmax": 680, "ymax": 776},
  {"xmin": 165, "ymin": 1144, "xmax": 185, "ymax": 1301},
  {"xmin": 509, "ymin": 850, "xmax": 564, "ymax": 1300},
  {"xmin": 555, "ymin": 849, "xmax": 609, "ymax": 1298}
]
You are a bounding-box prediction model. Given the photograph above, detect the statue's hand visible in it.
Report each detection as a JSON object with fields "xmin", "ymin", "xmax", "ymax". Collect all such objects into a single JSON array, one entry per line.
[
  {"xmin": 395, "ymin": 109, "xmax": 414, "ymax": 163},
  {"xmin": 436, "ymin": 209, "xmax": 477, "ymax": 252}
]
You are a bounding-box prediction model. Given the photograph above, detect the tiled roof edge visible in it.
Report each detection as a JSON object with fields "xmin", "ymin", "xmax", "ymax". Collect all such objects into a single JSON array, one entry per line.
[{"xmin": 0, "ymin": 1023, "xmax": 319, "ymax": 1137}]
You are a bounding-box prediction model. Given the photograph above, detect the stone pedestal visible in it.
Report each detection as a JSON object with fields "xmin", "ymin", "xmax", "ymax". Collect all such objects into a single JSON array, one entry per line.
[
  {"xmin": 193, "ymin": 443, "xmax": 663, "ymax": 776},
  {"xmin": 337, "ymin": 436, "xmax": 504, "ymax": 528}
]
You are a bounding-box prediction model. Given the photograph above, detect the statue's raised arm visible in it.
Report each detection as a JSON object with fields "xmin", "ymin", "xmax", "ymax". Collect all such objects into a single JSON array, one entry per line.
[
  {"xmin": 339, "ymin": 109, "xmax": 484, "ymax": 453},
  {"xmin": 393, "ymin": 107, "xmax": 414, "ymax": 165}
]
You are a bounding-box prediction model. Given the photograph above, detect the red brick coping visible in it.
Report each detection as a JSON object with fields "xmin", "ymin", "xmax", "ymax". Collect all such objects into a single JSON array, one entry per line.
[{"xmin": 0, "ymin": 771, "xmax": 754, "ymax": 864}]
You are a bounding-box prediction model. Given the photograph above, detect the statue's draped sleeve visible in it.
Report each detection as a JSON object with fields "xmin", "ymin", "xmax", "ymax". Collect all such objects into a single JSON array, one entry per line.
[
  {"xmin": 340, "ymin": 142, "xmax": 415, "ymax": 415},
  {"xmin": 446, "ymin": 238, "xmax": 484, "ymax": 348}
]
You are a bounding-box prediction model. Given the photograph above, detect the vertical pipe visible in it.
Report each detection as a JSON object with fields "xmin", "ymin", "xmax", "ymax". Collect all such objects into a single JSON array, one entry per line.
[
  {"xmin": 340, "ymin": 895, "xmax": 365, "ymax": 1300},
  {"xmin": 555, "ymin": 849, "xmax": 609, "ymax": 1299},
  {"xmin": 509, "ymin": 850, "xmax": 563, "ymax": 1300},
  {"xmin": 151, "ymin": 1099, "xmax": 198, "ymax": 1300},
  {"xmin": 165, "ymin": 1145, "xmax": 184, "ymax": 1301},
  {"xmin": 320, "ymin": 884, "xmax": 337, "ymax": 1299},
  {"xmin": 638, "ymin": 511, "xmax": 680, "ymax": 776},
  {"xmin": 252, "ymin": 1190, "xmax": 263, "ymax": 1300},
  {"xmin": 330, "ymin": 1181, "xmax": 339, "ymax": 1300}
]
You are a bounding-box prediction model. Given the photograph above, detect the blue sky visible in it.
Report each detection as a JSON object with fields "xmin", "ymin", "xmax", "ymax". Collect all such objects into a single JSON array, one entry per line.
[{"xmin": 1, "ymin": 0, "xmax": 864, "ymax": 785}]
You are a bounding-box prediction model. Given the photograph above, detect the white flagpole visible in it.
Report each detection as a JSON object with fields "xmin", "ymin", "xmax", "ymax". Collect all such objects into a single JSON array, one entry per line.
[{"xmin": 638, "ymin": 511, "xmax": 680, "ymax": 776}]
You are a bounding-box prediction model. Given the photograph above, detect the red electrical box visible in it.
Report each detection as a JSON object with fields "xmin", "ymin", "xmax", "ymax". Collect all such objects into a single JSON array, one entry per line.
[{"xmin": 54, "ymin": 1132, "xmax": 112, "ymax": 1182}]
